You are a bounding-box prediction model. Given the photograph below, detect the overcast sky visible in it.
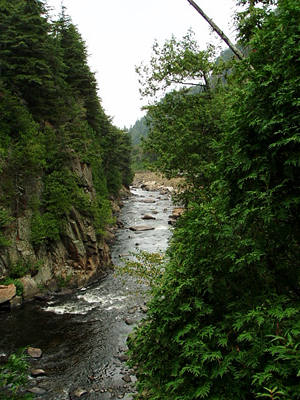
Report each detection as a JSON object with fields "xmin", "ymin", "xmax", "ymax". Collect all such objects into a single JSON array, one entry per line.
[{"xmin": 46, "ymin": 0, "xmax": 238, "ymax": 128}]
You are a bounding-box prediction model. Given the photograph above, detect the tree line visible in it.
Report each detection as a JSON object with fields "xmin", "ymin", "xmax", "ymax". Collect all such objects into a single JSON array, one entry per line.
[{"xmin": 0, "ymin": 0, "xmax": 133, "ymax": 248}]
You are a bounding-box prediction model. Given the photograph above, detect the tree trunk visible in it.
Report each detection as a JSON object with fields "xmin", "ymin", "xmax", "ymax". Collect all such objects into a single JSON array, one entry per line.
[{"xmin": 186, "ymin": 0, "xmax": 244, "ymax": 60}]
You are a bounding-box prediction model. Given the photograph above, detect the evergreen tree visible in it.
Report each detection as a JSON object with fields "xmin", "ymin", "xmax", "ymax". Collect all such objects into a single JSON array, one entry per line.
[{"xmin": 0, "ymin": 0, "xmax": 65, "ymax": 120}]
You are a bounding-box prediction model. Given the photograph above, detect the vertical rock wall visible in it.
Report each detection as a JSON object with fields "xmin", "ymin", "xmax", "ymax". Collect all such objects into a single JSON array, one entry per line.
[{"xmin": 0, "ymin": 158, "xmax": 120, "ymax": 300}]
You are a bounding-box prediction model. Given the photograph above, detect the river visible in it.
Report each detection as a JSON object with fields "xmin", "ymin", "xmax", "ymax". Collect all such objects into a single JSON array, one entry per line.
[{"xmin": 0, "ymin": 187, "xmax": 174, "ymax": 400}]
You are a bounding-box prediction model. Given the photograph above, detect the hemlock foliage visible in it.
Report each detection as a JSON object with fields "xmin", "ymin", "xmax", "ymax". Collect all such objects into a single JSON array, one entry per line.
[
  {"xmin": 128, "ymin": 1, "xmax": 300, "ymax": 399},
  {"xmin": 0, "ymin": 0, "xmax": 132, "ymax": 248}
]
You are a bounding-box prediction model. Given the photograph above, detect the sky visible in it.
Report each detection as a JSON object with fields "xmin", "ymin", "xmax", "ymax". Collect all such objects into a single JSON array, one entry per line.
[{"xmin": 46, "ymin": 0, "xmax": 238, "ymax": 129}]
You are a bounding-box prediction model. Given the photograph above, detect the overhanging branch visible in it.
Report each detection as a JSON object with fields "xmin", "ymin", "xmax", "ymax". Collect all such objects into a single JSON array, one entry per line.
[{"xmin": 186, "ymin": 0, "xmax": 244, "ymax": 60}]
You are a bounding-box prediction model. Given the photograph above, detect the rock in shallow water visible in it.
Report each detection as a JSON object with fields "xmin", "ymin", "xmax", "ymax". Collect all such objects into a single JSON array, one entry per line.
[
  {"xmin": 142, "ymin": 214, "xmax": 156, "ymax": 220},
  {"xmin": 73, "ymin": 388, "xmax": 88, "ymax": 398},
  {"xmin": 122, "ymin": 374, "xmax": 132, "ymax": 383},
  {"xmin": 124, "ymin": 318, "xmax": 135, "ymax": 325},
  {"xmin": 129, "ymin": 226, "xmax": 155, "ymax": 232},
  {"xmin": 27, "ymin": 347, "xmax": 42, "ymax": 358},
  {"xmin": 118, "ymin": 354, "xmax": 129, "ymax": 362},
  {"xmin": 27, "ymin": 387, "xmax": 47, "ymax": 395},
  {"xmin": 31, "ymin": 369, "xmax": 46, "ymax": 377}
]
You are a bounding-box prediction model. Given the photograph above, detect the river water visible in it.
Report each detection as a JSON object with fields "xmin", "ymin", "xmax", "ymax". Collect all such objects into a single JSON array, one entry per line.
[{"xmin": 0, "ymin": 187, "xmax": 174, "ymax": 399}]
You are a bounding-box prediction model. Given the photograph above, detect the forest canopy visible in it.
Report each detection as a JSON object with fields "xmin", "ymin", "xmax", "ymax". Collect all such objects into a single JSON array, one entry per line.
[{"xmin": 0, "ymin": 0, "xmax": 133, "ymax": 247}]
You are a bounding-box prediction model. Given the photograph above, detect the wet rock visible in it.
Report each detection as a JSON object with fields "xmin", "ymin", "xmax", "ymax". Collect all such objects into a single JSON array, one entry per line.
[
  {"xmin": 47, "ymin": 279, "xmax": 59, "ymax": 292},
  {"xmin": 27, "ymin": 387, "xmax": 47, "ymax": 395},
  {"xmin": 0, "ymin": 353, "xmax": 8, "ymax": 364},
  {"xmin": 27, "ymin": 347, "xmax": 42, "ymax": 358},
  {"xmin": 123, "ymin": 394, "xmax": 135, "ymax": 400},
  {"xmin": 172, "ymin": 207, "xmax": 184, "ymax": 218},
  {"xmin": 129, "ymin": 226, "xmax": 155, "ymax": 232},
  {"xmin": 73, "ymin": 388, "xmax": 88, "ymax": 398},
  {"xmin": 122, "ymin": 374, "xmax": 132, "ymax": 383},
  {"xmin": 142, "ymin": 214, "xmax": 156, "ymax": 220},
  {"xmin": 34, "ymin": 294, "xmax": 52, "ymax": 302},
  {"xmin": 128, "ymin": 307, "xmax": 137, "ymax": 314},
  {"xmin": 9, "ymin": 295, "xmax": 22, "ymax": 309},
  {"xmin": 140, "ymin": 305, "xmax": 148, "ymax": 313},
  {"xmin": 118, "ymin": 354, "xmax": 129, "ymax": 362},
  {"xmin": 140, "ymin": 199, "xmax": 156, "ymax": 204},
  {"xmin": 124, "ymin": 318, "xmax": 135, "ymax": 325},
  {"xmin": 20, "ymin": 276, "xmax": 40, "ymax": 300},
  {"xmin": 58, "ymin": 288, "xmax": 73, "ymax": 296},
  {"xmin": 31, "ymin": 369, "xmax": 46, "ymax": 377},
  {"xmin": 0, "ymin": 284, "xmax": 16, "ymax": 304}
]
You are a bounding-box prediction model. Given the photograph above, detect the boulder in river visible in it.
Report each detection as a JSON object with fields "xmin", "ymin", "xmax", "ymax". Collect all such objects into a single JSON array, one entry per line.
[
  {"xmin": 27, "ymin": 387, "xmax": 47, "ymax": 395},
  {"xmin": 140, "ymin": 199, "xmax": 156, "ymax": 204},
  {"xmin": 124, "ymin": 317, "xmax": 135, "ymax": 325},
  {"xmin": 73, "ymin": 388, "xmax": 88, "ymax": 398},
  {"xmin": 31, "ymin": 368, "xmax": 46, "ymax": 377},
  {"xmin": 0, "ymin": 284, "xmax": 16, "ymax": 304},
  {"xmin": 142, "ymin": 214, "xmax": 156, "ymax": 220},
  {"xmin": 27, "ymin": 347, "xmax": 42, "ymax": 358},
  {"xmin": 129, "ymin": 226, "xmax": 155, "ymax": 232},
  {"xmin": 10, "ymin": 295, "xmax": 23, "ymax": 309},
  {"xmin": 122, "ymin": 374, "xmax": 132, "ymax": 383}
]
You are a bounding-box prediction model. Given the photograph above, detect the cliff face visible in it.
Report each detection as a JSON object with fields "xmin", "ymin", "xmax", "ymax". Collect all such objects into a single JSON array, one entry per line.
[{"xmin": 0, "ymin": 158, "xmax": 116, "ymax": 300}]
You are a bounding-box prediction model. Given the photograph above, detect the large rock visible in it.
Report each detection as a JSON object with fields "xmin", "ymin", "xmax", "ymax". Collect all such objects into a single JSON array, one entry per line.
[
  {"xmin": 20, "ymin": 276, "xmax": 40, "ymax": 300},
  {"xmin": 10, "ymin": 295, "xmax": 23, "ymax": 309},
  {"xmin": 27, "ymin": 347, "xmax": 42, "ymax": 358},
  {"xmin": 129, "ymin": 226, "xmax": 155, "ymax": 232},
  {"xmin": 139, "ymin": 199, "xmax": 156, "ymax": 204},
  {"xmin": 172, "ymin": 207, "xmax": 184, "ymax": 218},
  {"xmin": 142, "ymin": 214, "xmax": 156, "ymax": 220},
  {"xmin": 0, "ymin": 284, "xmax": 16, "ymax": 304}
]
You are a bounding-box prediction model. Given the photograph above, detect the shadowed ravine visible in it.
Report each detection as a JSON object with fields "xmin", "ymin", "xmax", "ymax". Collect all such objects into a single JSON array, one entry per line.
[{"xmin": 0, "ymin": 187, "xmax": 174, "ymax": 400}]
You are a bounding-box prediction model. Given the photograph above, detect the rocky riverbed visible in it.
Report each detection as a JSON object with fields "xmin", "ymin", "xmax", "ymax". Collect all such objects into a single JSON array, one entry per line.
[{"xmin": 0, "ymin": 182, "xmax": 177, "ymax": 400}]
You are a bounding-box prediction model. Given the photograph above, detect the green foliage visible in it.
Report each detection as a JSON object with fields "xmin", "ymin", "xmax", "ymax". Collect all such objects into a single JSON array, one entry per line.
[
  {"xmin": 128, "ymin": 1, "xmax": 300, "ymax": 399},
  {"xmin": 0, "ymin": 349, "xmax": 33, "ymax": 400},
  {"xmin": 57, "ymin": 273, "xmax": 72, "ymax": 288},
  {"xmin": 0, "ymin": 208, "xmax": 13, "ymax": 248},
  {"xmin": 0, "ymin": 1, "xmax": 133, "ymax": 250},
  {"xmin": 136, "ymin": 29, "xmax": 215, "ymax": 98},
  {"xmin": 8, "ymin": 258, "xmax": 41, "ymax": 279},
  {"xmin": 116, "ymin": 251, "xmax": 166, "ymax": 289}
]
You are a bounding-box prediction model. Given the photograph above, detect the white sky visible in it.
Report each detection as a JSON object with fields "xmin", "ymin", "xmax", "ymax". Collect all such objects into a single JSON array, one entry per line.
[{"xmin": 46, "ymin": 0, "xmax": 238, "ymax": 128}]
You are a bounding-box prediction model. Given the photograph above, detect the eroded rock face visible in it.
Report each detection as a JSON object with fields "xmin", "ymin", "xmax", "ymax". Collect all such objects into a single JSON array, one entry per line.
[
  {"xmin": 0, "ymin": 158, "xmax": 117, "ymax": 301},
  {"xmin": 0, "ymin": 284, "xmax": 16, "ymax": 304},
  {"xmin": 20, "ymin": 276, "xmax": 40, "ymax": 300}
]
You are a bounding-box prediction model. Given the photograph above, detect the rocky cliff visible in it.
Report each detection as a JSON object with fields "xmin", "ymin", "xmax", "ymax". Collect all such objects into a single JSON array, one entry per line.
[{"xmin": 0, "ymin": 157, "xmax": 127, "ymax": 303}]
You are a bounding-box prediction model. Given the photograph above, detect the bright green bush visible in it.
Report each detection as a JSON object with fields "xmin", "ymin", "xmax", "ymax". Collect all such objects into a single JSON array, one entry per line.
[{"xmin": 0, "ymin": 349, "xmax": 33, "ymax": 400}]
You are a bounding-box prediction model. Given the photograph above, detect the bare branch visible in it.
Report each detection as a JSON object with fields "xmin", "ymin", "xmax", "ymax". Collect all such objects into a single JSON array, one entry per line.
[{"xmin": 186, "ymin": 0, "xmax": 245, "ymax": 60}]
